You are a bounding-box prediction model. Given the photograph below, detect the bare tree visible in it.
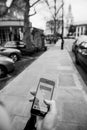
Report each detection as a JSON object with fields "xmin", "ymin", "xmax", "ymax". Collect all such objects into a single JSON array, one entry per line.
[
  {"xmin": 10, "ymin": 0, "xmax": 42, "ymax": 49},
  {"xmin": 44, "ymin": 0, "xmax": 64, "ymax": 35},
  {"xmin": 0, "ymin": 0, "xmax": 64, "ymax": 47}
]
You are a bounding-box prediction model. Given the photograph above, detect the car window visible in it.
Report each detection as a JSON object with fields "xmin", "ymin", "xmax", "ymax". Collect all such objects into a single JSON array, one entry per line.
[
  {"xmin": 4, "ymin": 41, "xmax": 16, "ymax": 47},
  {"xmin": 81, "ymin": 42, "xmax": 87, "ymax": 48}
]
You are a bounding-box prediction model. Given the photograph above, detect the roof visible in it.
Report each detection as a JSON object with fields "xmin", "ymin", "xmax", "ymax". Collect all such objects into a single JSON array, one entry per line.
[
  {"xmin": 0, "ymin": 15, "xmax": 32, "ymax": 27},
  {"xmin": 73, "ymin": 21, "xmax": 87, "ymax": 26},
  {"xmin": 0, "ymin": 20, "xmax": 24, "ymax": 27}
]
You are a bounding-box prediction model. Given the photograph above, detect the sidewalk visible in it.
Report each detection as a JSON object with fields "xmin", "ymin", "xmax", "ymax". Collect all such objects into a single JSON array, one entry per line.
[{"xmin": 0, "ymin": 45, "xmax": 87, "ymax": 130}]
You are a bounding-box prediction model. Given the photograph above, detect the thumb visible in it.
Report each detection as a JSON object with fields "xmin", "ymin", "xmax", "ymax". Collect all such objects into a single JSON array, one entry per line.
[{"xmin": 44, "ymin": 100, "xmax": 56, "ymax": 113}]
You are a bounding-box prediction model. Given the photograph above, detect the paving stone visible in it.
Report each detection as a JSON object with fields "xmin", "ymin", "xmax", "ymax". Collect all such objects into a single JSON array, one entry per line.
[
  {"xmin": 59, "ymin": 73, "xmax": 76, "ymax": 87},
  {"xmin": 12, "ymin": 116, "xmax": 28, "ymax": 130},
  {"xmin": 0, "ymin": 95, "xmax": 29, "ymax": 117},
  {"xmin": 56, "ymin": 89, "xmax": 85, "ymax": 102},
  {"xmin": 62, "ymin": 101, "xmax": 87, "ymax": 124},
  {"xmin": 56, "ymin": 121, "xmax": 87, "ymax": 130},
  {"xmin": 57, "ymin": 66, "xmax": 73, "ymax": 71}
]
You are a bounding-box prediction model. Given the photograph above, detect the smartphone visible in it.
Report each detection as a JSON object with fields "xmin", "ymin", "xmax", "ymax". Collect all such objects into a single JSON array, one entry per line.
[{"xmin": 31, "ymin": 78, "xmax": 55, "ymax": 117}]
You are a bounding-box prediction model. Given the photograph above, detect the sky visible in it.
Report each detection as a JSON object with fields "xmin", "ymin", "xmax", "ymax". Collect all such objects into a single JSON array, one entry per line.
[
  {"xmin": 65, "ymin": 0, "xmax": 87, "ymax": 23},
  {"xmin": 6, "ymin": 0, "xmax": 87, "ymax": 29},
  {"xmin": 30, "ymin": 0, "xmax": 87, "ymax": 29}
]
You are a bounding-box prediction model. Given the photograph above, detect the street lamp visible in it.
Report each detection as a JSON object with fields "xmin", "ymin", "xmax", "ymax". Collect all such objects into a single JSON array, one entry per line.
[{"xmin": 61, "ymin": 0, "xmax": 64, "ymax": 50}]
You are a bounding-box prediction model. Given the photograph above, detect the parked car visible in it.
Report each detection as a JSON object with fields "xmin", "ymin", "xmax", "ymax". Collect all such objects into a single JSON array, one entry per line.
[
  {"xmin": 72, "ymin": 39, "xmax": 78, "ymax": 52},
  {"xmin": 72, "ymin": 35, "xmax": 87, "ymax": 53},
  {"xmin": 4, "ymin": 41, "xmax": 26, "ymax": 50},
  {"xmin": 75, "ymin": 41, "xmax": 87, "ymax": 71},
  {"xmin": 0, "ymin": 47, "xmax": 21, "ymax": 62},
  {"xmin": 0, "ymin": 55, "xmax": 14, "ymax": 78},
  {"xmin": 3, "ymin": 41, "xmax": 36, "ymax": 55}
]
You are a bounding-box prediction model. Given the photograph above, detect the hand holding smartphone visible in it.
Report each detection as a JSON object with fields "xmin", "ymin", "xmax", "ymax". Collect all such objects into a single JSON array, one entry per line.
[{"xmin": 31, "ymin": 78, "xmax": 55, "ymax": 117}]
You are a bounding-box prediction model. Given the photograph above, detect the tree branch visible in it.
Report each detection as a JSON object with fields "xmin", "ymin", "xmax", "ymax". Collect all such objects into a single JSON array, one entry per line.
[
  {"xmin": 28, "ymin": 8, "xmax": 36, "ymax": 17},
  {"xmin": 44, "ymin": 0, "xmax": 55, "ymax": 20},
  {"xmin": 56, "ymin": 3, "xmax": 64, "ymax": 16},
  {"xmin": 10, "ymin": 0, "xmax": 25, "ymax": 12},
  {"xmin": 30, "ymin": 0, "xmax": 41, "ymax": 7}
]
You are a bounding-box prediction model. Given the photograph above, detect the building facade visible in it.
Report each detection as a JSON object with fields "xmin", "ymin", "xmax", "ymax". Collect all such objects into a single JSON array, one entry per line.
[
  {"xmin": 65, "ymin": 5, "xmax": 87, "ymax": 38},
  {"xmin": 0, "ymin": 15, "xmax": 32, "ymax": 44},
  {"xmin": 74, "ymin": 22, "xmax": 87, "ymax": 37}
]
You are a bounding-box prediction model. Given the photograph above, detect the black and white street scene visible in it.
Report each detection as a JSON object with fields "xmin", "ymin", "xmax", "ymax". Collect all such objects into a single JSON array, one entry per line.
[{"xmin": 0, "ymin": 0, "xmax": 87, "ymax": 130}]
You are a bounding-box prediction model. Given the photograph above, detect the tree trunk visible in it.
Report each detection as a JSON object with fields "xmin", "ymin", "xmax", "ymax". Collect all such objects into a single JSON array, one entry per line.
[{"xmin": 23, "ymin": 0, "xmax": 32, "ymax": 49}]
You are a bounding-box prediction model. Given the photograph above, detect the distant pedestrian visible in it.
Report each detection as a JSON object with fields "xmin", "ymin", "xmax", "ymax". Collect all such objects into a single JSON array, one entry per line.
[
  {"xmin": 14, "ymin": 32, "xmax": 18, "ymax": 41},
  {"xmin": 14, "ymin": 30, "xmax": 20, "ymax": 41},
  {"xmin": 9, "ymin": 31, "xmax": 12, "ymax": 41}
]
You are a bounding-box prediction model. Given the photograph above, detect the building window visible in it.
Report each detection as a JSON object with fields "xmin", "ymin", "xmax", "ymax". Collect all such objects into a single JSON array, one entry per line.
[
  {"xmin": 85, "ymin": 26, "xmax": 87, "ymax": 35},
  {"xmin": 0, "ymin": 27, "xmax": 10, "ymax": 44},
  {"xmin": 81, "ymin": 27, "xmax": 83, "ymax": 35}
]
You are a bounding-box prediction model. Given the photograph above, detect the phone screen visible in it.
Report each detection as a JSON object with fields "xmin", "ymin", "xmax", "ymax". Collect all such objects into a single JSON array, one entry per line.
[{"xmin": 33, "ymin": 82, "xmax": 54, "ymax": 112}]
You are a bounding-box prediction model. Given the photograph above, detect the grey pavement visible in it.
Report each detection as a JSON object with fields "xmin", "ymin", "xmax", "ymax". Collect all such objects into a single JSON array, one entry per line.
[{"xmin": 0, "ymin": 42, "xmax": 87, "ymax": 130}]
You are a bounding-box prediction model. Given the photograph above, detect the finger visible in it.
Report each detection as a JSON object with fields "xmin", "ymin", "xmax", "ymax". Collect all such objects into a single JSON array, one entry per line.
[
  {"xmin": 29, "ymin": 97, "xmax": 34, "ymax": 102},
  {"xmin": 44, "ymin": 100, "xmax": 56, "ymax": 113},
  {"xmin": 30, "ymin": 90, "xmax": 36, "ymax": 96},
  {"xmin": 44, "ymin": 99, "xmax": 54, "ymax": 106}
]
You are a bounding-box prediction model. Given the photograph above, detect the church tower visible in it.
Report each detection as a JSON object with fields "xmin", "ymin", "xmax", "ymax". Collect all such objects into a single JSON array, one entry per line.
[
  {"xmin": 64, "ymin": 4, "xmax": 74, "ymax": 36},
  {"xmin": 66, "ymin": 4, "xmax": 74, "ymax": 28}
]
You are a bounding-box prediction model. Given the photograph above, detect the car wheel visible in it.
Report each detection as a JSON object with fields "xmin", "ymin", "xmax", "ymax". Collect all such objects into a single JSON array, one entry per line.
[
  {"xmin": 43, "ymin": 46, "xmax": 47, "ymax": 51},
  {"xmin": 10, "ymin": 53, "xmax": 19, "ymax": 62},
  {"xmin": 0, "ymin": 65, "xmax": 7, "ymax": 78}
]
